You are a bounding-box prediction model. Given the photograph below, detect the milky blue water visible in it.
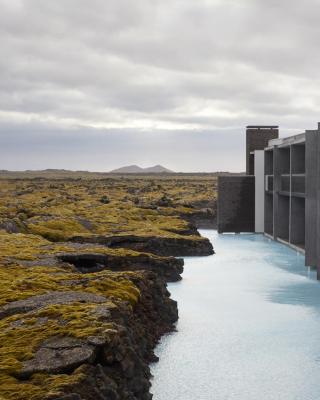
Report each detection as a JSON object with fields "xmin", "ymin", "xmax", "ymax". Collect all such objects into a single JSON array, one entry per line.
[{"xmin": 151, "ymin": 230, "xmax": 320, "ymax": 400}]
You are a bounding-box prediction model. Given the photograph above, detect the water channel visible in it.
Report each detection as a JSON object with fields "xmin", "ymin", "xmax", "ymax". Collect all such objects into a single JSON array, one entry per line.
[{"xmin": 151, "ymin": 230, "xmax": 320, "ymax": 400}]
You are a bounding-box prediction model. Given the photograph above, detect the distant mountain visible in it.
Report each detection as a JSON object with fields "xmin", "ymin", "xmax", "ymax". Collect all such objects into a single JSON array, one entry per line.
[
  {"xmin": 110, "ymin": 164, "xmax": 174, "ymax": 173},
  {"xmin": 110, "ymin": 165, "xmax": 144, "ymax": 173},
  {"xmin": 143, "ymin": 165, "xmax": 174, "ymax": 173}
]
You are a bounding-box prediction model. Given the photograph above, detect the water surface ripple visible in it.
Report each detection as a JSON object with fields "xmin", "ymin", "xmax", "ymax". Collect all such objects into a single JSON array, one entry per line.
[{"xmin": 151, "ymin": 230, "xmax": 320, "ymax": 400}]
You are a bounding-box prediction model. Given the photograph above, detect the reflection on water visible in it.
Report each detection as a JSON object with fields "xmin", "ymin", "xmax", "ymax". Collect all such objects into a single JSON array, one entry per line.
[{"xmin": 151, "ymin": 230, "xmax": 320, "ymax": 400}]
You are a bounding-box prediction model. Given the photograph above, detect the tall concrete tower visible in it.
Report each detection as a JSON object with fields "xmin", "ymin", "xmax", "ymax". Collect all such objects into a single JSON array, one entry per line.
[{"xmin": 246, "ymin": 126, "xmax": 279, "ymax": 175}]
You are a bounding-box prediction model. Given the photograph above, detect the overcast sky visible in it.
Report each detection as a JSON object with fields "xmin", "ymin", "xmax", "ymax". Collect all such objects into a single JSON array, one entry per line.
[{"xmin": 1, "ymin": 0, "xmax": 320, "ymax": 172}]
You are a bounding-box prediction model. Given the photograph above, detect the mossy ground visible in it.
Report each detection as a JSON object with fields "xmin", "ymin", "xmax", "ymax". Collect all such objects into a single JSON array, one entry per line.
[
  {"xmin": 0, "ymin": 231, "xmax": 143, "ymax": 399},
  {"xmin": 0, "ymin": 176, "xmax": 216, "ymax": 241},
  {"xmin": 0, "ymin": 175, "xmax": 216, "ymax": 399},
  {"xmin": 0, "ymin": 231, "xmax": 170, "ymax": 265},
  {"xmin": 0, "ymin": 253, "xmax": 141, "ymax": 400}
]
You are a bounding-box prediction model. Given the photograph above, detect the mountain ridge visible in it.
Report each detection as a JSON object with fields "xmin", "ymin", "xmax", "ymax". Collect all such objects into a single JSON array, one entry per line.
[{"xmin": 110, "ymin": 164, "xmax": 174, "ymax": 173}]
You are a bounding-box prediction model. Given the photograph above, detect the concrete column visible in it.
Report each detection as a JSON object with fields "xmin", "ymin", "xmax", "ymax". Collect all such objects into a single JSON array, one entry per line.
[
  {"xmin": 273, "ymin": 146, "xmax": 280, "ymax": 240},
  {"xmin": 246, "ymin": 126, "xmax": 279, "ymax": 175},
  {"xmin": 305, "ymin": 130, "xmax": 318, "ymax": 268},
  {"xmin": 254, "ymin": 150, "xmax": 265, "ymax": 232},
  {"xmin": 264, "ymin": 149, "xmax": 274, "ymax": 236},
  {"xmin": 290, "ymin": 197, "xmax": 305, "ymax": 246},
  {"xmin": 274, "ymin": 146, "xmax": 291, "ymax": 241}
]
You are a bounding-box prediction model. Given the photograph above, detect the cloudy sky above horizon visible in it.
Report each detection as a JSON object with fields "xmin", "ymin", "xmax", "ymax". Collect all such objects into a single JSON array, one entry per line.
[{"xmin": 1, "ymin": 0, "xmax": 320, "ymax": 172}]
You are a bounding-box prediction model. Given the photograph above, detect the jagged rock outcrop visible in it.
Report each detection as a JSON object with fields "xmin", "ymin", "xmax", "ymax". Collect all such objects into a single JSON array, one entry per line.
[
  {"xmin": 57, "ymin": 252, "xmax": 184, "ymax": 282},
  {"xmin": 55, "ymin": 272, "xmax": 178, "ymax": 400},
  {"xmin": 70, "ymin": 234, "xmax": 214, "ymax": 257},
  {"xmin": 0, "ymin": 291, "xmax": 107, "ymax": 320},
  {"xmin": 180, "ymin": 200, "xmax": 217, "ymax": 229},
  {"xmin": 20, "ymin": 337, "xmax": 97, "ymax": 378},
  {"xmin": 1, "ymin": 271, "xmax": 177, "ymax": 400}
]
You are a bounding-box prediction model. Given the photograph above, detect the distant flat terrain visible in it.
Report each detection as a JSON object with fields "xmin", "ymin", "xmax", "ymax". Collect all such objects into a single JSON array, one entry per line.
[{"xmin": 0, "ymin": 169, "xmax": 236, "ymax": 180}]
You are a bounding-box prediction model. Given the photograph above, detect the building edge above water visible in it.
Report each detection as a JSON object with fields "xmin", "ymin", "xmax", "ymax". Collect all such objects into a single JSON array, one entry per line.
[{"xmin": 217, "ymin": 123, "xmax": 320, "ymax": 278}]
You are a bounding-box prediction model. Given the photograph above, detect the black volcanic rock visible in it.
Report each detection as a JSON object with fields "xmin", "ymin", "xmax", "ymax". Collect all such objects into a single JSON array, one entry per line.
[
  {"xmin": 57, "ymin": 251, "xmax": 184, "ymax": 282},
  {"xmin": 42, "ymin": 272, "xmax": 178, "ymax": 400},
  {"xmin": 70, "ymin": 234, "xmax": 214, "ymax": 258}
]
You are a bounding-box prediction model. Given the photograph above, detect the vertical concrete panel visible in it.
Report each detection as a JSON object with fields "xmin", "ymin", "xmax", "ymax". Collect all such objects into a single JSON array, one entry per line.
[
  {"xmin": 316, "ymin": 130, "xmax": 320, "ymax": 278},
  {"xmin": 254, "ymin": 150, "xmax": 265, "ymax": 232},
  {"xmin": 217, "ymin": 176, "xmax": 255, "ymax": 233},
  {"xmin": 273, "ymin": 146, "xmax": 280, "ymax": 240},
  {"xmin": 290, "ymin": 197, "xmax": 305, "ymax": 246},
  {"xmin": 265, "ymin": 150, "xmax": 274, "ymax": 175},
  {"xmin": 274, "ymin": 146, "xmax": 291, "ymax": 241},
  {"xmin": 305, "ymin": 131, "xmax": 318, "ymax": 267},
  {"xmin": 278, "ymin": 195, "xmax": 290, "ymax": 241},
  {"xmin": 264, "ymin": 148, "xmax": 274, "ymax": 236},
  {"xmin": 246, "ymin": 126, "xmax": 279, "ymax": 175},
  {"xmin": 264, "ymin": 193, "xmax": 274, "ymax": 235},
  {"xmin": 291, "ymin": 144, "xmax": 306, "ymax": 174}
]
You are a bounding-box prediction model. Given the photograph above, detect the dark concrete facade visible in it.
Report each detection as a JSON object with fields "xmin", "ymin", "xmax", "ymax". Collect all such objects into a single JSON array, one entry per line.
[
  {"xmin": 265, "ymin": 134, "xmax": 306, "ymax": 250},
  {"xmin": 305, "ymin": 128, "xmax": 319, "ymax": 273},
  {"xmin": 246, "ymin": 126, "xmax": 279, "ymax": 175},
  {"xmin": 217, "ymin": 176, "xmax": 255, "ymax": 233},
  {"xmin": 217, "ymin": 122, "xmax": 320, "ymax": 278},
  {"xmin": 218, "ymin": 125, "xmax": 278, "ymax": 234},
  {"xmin": 262, "ymin": 124, "xmax": 320, "ymax": 279}
]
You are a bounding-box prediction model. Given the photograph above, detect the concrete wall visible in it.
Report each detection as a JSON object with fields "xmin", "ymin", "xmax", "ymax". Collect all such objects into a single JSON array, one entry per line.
[
  {"xmin": 254, "ymin": 150, "xmax": 265, "ymax": 233},
  {"xmin": 217, "ymin": 122, "xmax": 320, "ymax": 278},
  {"xmin": 277, "ymin": 195, "xmax": 290, "ymax": 241},
  {"xmin": 217, "ymin": 176, "xmax": 255, "ymax": 233},
  {"xmin": 264, "ymin": 148, "xmax": 274, "ymax": 236},
  {"xmin": 217, "ymin": 125, "xmax": 278, "ymax": 234},
  {"xmin": 273, "ymin": 146, "xmax": 281, "ymax": 240},
  {"xmin": 271, "ymin": 142, "xmax": 306, "ymax": 248},
  {"xmin": 291, "ymin": 144, "xmax": 305, "ymax": 174},
  {"xmin": 305, "ymin": 130, "xmax": 318, "ymax": 268},
  {"xmin": 264, "ymin": 193, "xmax": 274, "ymax": 235},
  {"xmin": 265, "ymin": 150, "xmax": 274, "ymax": 175},
  {"xmin": 290, "ymin": 197, "xmax": 305, "ymax": 245},
  {"xmin": 246, "ymin": 126, "xmax": 279, "ymax": 175}
]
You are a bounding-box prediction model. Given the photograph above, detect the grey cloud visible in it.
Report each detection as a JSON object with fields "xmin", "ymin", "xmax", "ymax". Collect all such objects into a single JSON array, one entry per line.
[
  {"xmin": 0, "ymin": 0, "xmax": 320, "ymax": 171},
  {"xmin": 0, "ymin": 119, "xmax": 245, "ymax": 172}
]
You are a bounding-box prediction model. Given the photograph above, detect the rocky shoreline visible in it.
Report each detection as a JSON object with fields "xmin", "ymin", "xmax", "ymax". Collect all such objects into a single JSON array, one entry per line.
[
  {"xmin": 0, "ymin": 228, "xmax": 213, "ymax": 400},
  {"xmin": 69, "ymin": 233, "xmax": 214, "ymax": 258},
  {"xmin": 28, "ymin": 273, "xmax": 177, "ymax": 400},
  {"xmin": 0, "ymin": 177, "xmax": 216, "ymax": 399},
  {"xmin": 57, "ymin": 250, "xmax": 184, "ymax": 282}
]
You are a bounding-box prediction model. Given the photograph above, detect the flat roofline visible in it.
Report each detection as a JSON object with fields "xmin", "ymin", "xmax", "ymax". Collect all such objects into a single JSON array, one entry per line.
[
  {"xmin": 246, "ymin": 125, "xmax": 279, "ymax": 129},
  {"xmin": 268, "ymin": 132, "xmax": 305, "ymax": 147},
  {"xmin": 250, "ymin": 149, "xmax": 264, "ymax": 154}
]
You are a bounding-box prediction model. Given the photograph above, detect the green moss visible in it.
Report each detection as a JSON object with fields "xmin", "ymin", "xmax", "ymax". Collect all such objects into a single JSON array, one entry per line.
[
  {"xmin": 0, "ymin": 261, "xmax": 141, "ymax": 400},
  {"xmin": 0, "ymin": 231, "xmax": 174, "ymax": 267},
  {"xmin": 0, "ymin": 233, "xmax": 49, "ymax": 261},
  {"xmin": 28, "ymin": 219, "xmax": 89, "ymax": 242},
  {"xmin": 0, "ymin": 177, "xmax": 216, "ymax": 241},
  {"xmin": 0, "ymin": 176, "xmax": 216, "ymax": 399},
  {"xmin": 0, "ymin": 368, "xmax": 85, "ymax": 400}
]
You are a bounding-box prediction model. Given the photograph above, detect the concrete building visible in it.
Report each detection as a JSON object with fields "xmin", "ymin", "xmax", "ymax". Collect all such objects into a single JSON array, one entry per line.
[
  {"xmin": 246, "ymin": 126, "xmax": 279, "ymax": 175},
  {"xmin": 217, "ymin": 123, "xmax": 320, "ymax": 278}
]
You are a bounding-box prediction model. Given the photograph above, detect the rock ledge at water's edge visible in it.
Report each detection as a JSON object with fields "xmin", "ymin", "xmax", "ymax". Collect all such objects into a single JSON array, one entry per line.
[{"xmin": 0, "ymin": 228, "xmax": 214, "ymax": 400}]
